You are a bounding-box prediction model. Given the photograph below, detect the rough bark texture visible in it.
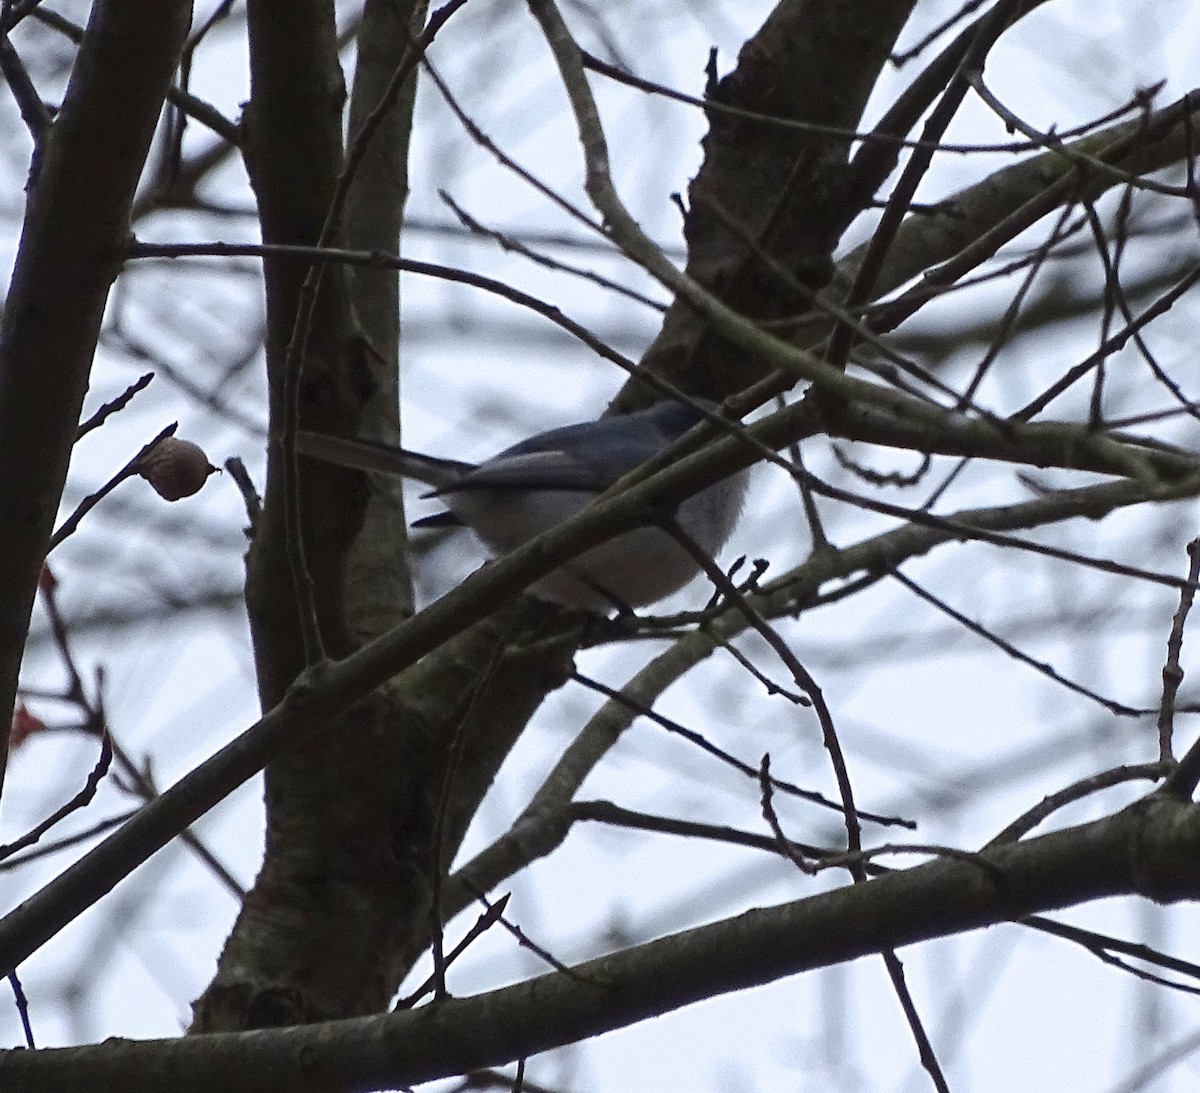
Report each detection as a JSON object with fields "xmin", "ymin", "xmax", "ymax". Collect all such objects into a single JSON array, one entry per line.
[
  {"xmin": 196, "ymin": 0, "xmax": 410, "ymax": 1029},
  {"xmin": 625, "ymin": 0, "xmax": 919, "ymax": 405},
  {"xmin": 191, "ymin": 0, "xmax": 930, "ymax": 1030},
  {"xmin": 192, "ymin": 0, "xmax": 584, "ymax": 1029},
  {"xmin": 341, "ymin": 0, "xmax": 424, "ymax": 636},
  {"xmin": 192, "ymin": 601, "xmax": 576, "ymax": 1027}
]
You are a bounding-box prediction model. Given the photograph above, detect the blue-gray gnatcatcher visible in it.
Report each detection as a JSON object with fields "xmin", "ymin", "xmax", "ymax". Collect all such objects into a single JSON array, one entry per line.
[{"xmin": 295, "ymin": 400, "xmax": 747, "ymax": 611}]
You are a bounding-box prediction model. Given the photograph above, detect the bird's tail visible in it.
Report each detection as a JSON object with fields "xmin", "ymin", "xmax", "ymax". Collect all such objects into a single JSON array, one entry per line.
[{"xmin": 293, "ymin": 431, "xmax": 469, "ymax": 490}]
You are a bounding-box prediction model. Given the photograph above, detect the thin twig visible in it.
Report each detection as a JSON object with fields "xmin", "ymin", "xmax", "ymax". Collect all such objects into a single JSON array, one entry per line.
[
  {"xmin": 889, "ymin": 566, "xmax": 1151, "ymax": 717},
  {"xmin": 706, "ymin": 621, "xmax": 813, "ymax": 707},
  {"xmin": 224, "ymin": 455, "xmax": 263, "ymax": 535},
  {"xmin": 0, "ymin": 32, "xmax": 51, "ymax": 143},
  {"xmin": 659, "ymin": 516, "xmax": 863, "ymax": 857},
  {"xmin": 439, "ymin": 189, "xmax": 666, "ymax": 312},
  {"xmin": 48, "ymin": 423, "xmax": 178, "ymax": 551},
  {"xmin": 1157, "ymin": 535, "xmax": 1200, "ymax": 763},
  {"xmin": 828, "ymin": 0, "xmax": 1027, "ymax": 369},
  {"xmin": 6, "ymin": 971, "xmax": 34, "ymax": 1048},
  {"xmin": 573, "ymin": 797, "xmax": 832, "ymax": 861},
  {"xmin": 428, "ymin": 637, "xmax": 506, "ymax": 999},
  {"xmin": 988, "ymin": 763, "xmax": 1167, "ymax": 846},
  {"xmin": 1027, "ymin": 915, "xmax": 1200, "ymax": 994},
  {"xmin": 463, "ymin": 884, "xmax": 604, "ymax": 985},
  {"xmin": 581, "ymin": 43, "xmax": 1145, "ymax": 156},
  {"xmin": 0, "ymin": 734, "xmax": 113, "ymax": 861},
  {"xmin": 572, "ymin": 670, "xmax": 909, "ymax": 828},
  {"xmin": 967, "ymin": 69, "xmax": 1187, "ymax": 198},
  {"xmin": 1013, "ymin": 262, "xmax": 1200, "ymax": 421},
  {"xmin": 394, "ymin": 894, "xmax": 511, "ymax": 1010},
  {"xmin": 0, "ymin": 810, "xmax": 136, "ymax": 873},
  {"xmin": 758, "ymin": 756, "xmax": 817, "ymax": 874},
  {"xmin": 75, "ymin": 373, "xmax": 154, "ymax": 439}
]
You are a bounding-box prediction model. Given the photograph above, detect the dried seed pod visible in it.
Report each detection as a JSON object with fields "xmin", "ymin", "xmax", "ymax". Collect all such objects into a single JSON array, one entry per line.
[{"xmin": 139, "ymin": 437, "xmax": 218, "ymax": 501}]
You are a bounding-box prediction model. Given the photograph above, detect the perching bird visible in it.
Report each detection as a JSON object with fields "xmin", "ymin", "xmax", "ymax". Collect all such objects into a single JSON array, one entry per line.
[{"xmin": 295, "ymin": 399, "xmax": 746, "ymax": 611}]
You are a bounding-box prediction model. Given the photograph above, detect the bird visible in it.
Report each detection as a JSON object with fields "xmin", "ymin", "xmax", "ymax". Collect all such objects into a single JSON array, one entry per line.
[{"xmin": 295, "ymin": 399, "xmax": 747, "ymax": 611}]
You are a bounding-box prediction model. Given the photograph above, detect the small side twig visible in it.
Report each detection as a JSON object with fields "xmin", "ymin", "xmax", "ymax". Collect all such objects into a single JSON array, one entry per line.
[
  {"xmin": 890, "ymin": 565, "xmax": 1149, "ymax": 718},
  {"xmin": 439, "ymin": 189, "xmax": 665, "ymax": 312},
  {"xmin": 0, "ymin": 809, "xmax": 136, "ymax": 873},
  {"xmin": 708, "ymin": 617, "xmax": 813, "ymax": 706},
  {"xmin": 1028, "ymin": 915, "xmax": 1200, "ymax": 995},
  {"xmin": 6, "ymin": 970, "xmax": 34, "ymax": 1048},
  {"xmin": 224, "ymin": 455, "xmax": 262, "ymax": 535},
  {"xmin": 832, "ymin": 444, "xmax": 930, "ymax": 489},
  {"xmin": 659, "ymin": 514, "xmax": 863, "ymax": 859},
  {"xmin": 464, "ymin": 883, "xmax": 604, "ymax": 985},
  {"xmin": 76, "ymin": 372, "xmax": 154, "ymax": 439},
  {"xmin": 48, "ymin": 423, "xmax": 178, "ymax": 551},
  {"xmin": 394, "ymin": 893, "xmax": 511, "ymax": 1010},
  {"xmin": 572, "ymin": 669, "xmax": 910, "ymax": 828},
  {"xmin": 988, "ymin": 762, "xmax": 1167, "ymax": 846},
  {"xmin": 1157, "ymin": 535, "xmax": 1200, "ymax": 764},
  {"xmin": 0, "ymin": 733, "xmax": 113, "ymax": 862},
  {"xmin": 573, "ymin": 798, "xmax": 833, "ymax": 861},
  {"xmin": 31, "ymin": 571, "xmax": 246, "ymax": 899},
  {"xmin": 758, "ymin": 756, "xmax": 816, "ymax": 875},
  {"xmin": 0, "ymin": 32, "xmax": 51, "ymax": 144}
]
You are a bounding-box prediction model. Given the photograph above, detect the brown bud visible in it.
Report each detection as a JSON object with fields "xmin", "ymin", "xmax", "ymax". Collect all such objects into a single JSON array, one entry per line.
[
  {"xmin": 139, "ymin": 437, "xmax": 218, "ymax": 501},
  {"xmin": 10, "ymin": 703, "xmax": 47, "ymax": 751}
]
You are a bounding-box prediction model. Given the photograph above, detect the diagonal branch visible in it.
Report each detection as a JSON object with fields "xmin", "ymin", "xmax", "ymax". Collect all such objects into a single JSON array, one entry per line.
[{"xmin": 0, "ymin": 0, "xmax": 192, "ymax": 794}]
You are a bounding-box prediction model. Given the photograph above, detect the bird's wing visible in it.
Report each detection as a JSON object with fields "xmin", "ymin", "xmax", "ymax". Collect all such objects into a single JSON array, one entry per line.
[
  {"xmin": 438, "ymin": 448, "xmax": 611, "ymax": 495},
  {"xmin": 439, "ymin": 407, "xmax": 692, "ymax": 496}
]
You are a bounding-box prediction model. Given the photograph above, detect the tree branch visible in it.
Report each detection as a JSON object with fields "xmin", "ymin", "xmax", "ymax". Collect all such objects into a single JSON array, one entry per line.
[
  {"xmin": 0, "ymin": 0, "xmax": 191, "ymax": 793},
  {"xmin": 5, "ymin": 797, "xmax": 1200, "ymax": 1091}
]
